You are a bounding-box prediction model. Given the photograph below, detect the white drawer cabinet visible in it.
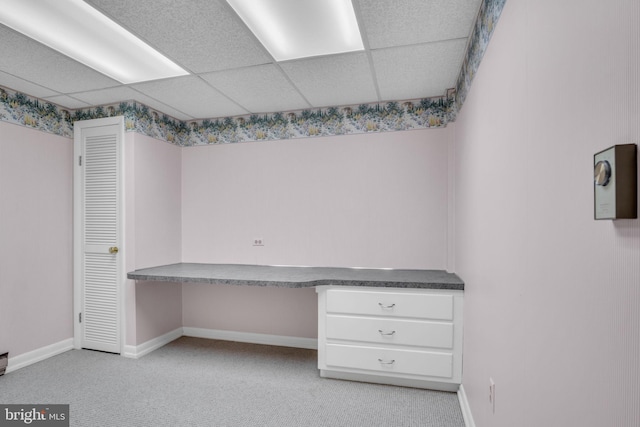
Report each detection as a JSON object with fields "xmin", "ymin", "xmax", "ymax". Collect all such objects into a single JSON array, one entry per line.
[
  {"xmin": 326, "ymin": 289, "xmax": 454, "ymax": 320},
  {"xmin": 326, "ymin": 315, "xmax": 454, "ymax": 349},
  {"xmin": 317, "ymin": 286, "xmax": 463, "ymax": 391},
  {"xmin": 325, "ymin": 344, "xmax": 454, "ymax": 378}
]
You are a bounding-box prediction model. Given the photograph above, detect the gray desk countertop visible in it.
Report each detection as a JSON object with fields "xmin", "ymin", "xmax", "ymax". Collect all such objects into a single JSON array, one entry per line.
[{"xmin": 127, "ymin": 263, "xmax": 464, "ymax": 291}]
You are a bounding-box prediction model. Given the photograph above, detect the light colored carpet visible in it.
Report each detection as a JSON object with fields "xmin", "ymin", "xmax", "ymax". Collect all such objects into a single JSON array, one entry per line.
[{"xmin": 0, "ymin": 337, "xmax": 465, "ymax": 427}]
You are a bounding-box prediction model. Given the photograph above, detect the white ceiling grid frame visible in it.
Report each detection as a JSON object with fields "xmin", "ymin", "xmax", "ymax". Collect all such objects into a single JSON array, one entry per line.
[
  {"xmin": 42, "ymin": 95, "xmax": 92, "ymax": 110},
  {"xmin": 71, "ymin": 86, "xmax": 150, "ymax": 107},
  {"xmin": 131, "ymin": 76, "xmax": 249, "ymax": 120},
  {"xmin": 0, "ymin": 70, "xmax": 59, "ymax": 99},
  {"xmin": 0, "ymin": 0, "xmax": 189, "ymax": 84},
  {"xmin": 0, "ymin": 0, "xmax": 486, "ymax": 121},
  {"xmin": 67, "ymin": 86, "xmax": 193, "ymax": 121},
  {"xmin": 86, "ymin": 0, "xmax": 279, "ymax": 119},
  {"xmin": 0, "ymin": 25, "xmax": 118, "ymax": 93},
  {"xmin": 279, "ymin": 52, "xmax": 379, "ymax": 108},
  {"xmin": 349, "ymin": 0, "xmax": 383, "ymax": 102},
  {"xmin": 355, "ymin": 0, "xmax": 482, "ymax": 49},
  {"xmin": 201, "ymin": 64, "xmax": 311, "ymax": 114},
  {"xmin": 354, "ymin": 0, "xmax": 481, "ymax": 102},
  {"xmin": 372, "ymin": 39, "xmax": 469, "ymax": 100},
  {"xmin": 86, "ymin": 0, "xmax": 272, "ymax": 74}
]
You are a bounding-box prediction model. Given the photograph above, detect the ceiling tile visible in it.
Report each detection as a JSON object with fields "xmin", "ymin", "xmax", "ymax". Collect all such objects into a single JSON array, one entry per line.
[
  {"xmin": 0, "ymin": 1, "xmax": 484, "ymax": 121},
  {"xmin": 86, "ymin": 0, "xmax": 272, "ymax": 73},
  {"xmin": 42, "ymin": 95, "xmax": 92, "ymax": 110},
  {"xmin": 0, "ymin": 71, "xmax": 59, "ymax": 98},
  {"xmin": 132, "ymin": 76, "xmax": 249, "ymax": 119},
  {"xmin": 71, "ymin": 86, "xmax": 143, "ymax": 107},
  {"xmin": 280, "ymin": 53, "xmax": 378, "ymax": 108},
  {"xmin": 71, "ymin": 86, "xmax": 192, "ymax": 120},
  {"xmin": 356, "ymin": 0, "xmax": 482, "ymax": 49},
  {"xmin": 0, "ymin": 25, "xmax": 120, "ymax": 93},
  {"xmin": 201, "ymin": 65, "xmax": 310, "ymax": 114},
  {"xmin": 372, "ymin": 39, "xmax": 467, "ymax": 100}
]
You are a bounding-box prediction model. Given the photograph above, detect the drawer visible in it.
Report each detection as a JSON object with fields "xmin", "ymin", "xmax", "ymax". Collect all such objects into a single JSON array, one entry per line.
[
  {"xmin": 325, "ymin": 289, "xmax": 453, "ymax": 320},
  {"xmin": 326, "ymin": 315, "xmax": 454, "ymax": 349},
  {"xmin": 325, "ymin": 343, "xmax": 453, "ymax": 379}
]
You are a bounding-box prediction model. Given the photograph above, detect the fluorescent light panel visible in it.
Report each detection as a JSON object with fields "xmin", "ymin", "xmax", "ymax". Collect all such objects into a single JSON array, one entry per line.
[
  {"xmin": 0, "ymin": 0, "xmax": 189, "ymax": 84},
  {"xmin": 227, "ymin": 0, "xmax": 364, "ymax": 61}
]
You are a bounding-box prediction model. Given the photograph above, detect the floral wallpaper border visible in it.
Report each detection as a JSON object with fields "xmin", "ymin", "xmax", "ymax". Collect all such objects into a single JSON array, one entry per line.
[
  {"xmin": 0, "ymin": 0, "xmax": 505, "ymax": 146},
  {"xmin": 0, "ymin": 87, "xmax": 455, "ymax": 147},
  {"xmin": 452, "ymin": 0, "xmax": 507, "ymax": 116}
]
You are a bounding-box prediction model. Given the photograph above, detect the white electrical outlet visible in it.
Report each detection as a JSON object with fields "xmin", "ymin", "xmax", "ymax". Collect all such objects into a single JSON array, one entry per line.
[
  {"xmin": 253, "ymin": 238, "xmax": 264, "ymax": 246},
  {"xmin": 489, "ymin": 377, "xmax": 496, "ymax": 414}
]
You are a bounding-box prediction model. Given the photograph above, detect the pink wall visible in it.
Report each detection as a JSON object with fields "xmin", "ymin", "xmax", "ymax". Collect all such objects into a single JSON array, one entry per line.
[
  {"xmin": 182, "ymin": 284, "xmax": 318, "ymax": 338},
  {"xmin": 0, "ymin": 116, "xmax": 451, "ymax": 349},
  {"xmin": 125, "ymin": 133, "xmax": 183, "ymax": 345},
  {"xmin": 132, "ymin": 133, "xmax": 182, "ymax": 269},
  {"xmin": 182, "ymin": 129, "xmax": 450, "ymax": 269},
  {"xmin": 181, "ymin": 129, "xmax": 450, "ymax": 338},
  {"xmin": 454, "ymin": 1, "xmax": 640, "ymax": 426},
  {"xmin": 0, "ymin": 123, "xmax": 183, "ymax": 353},
  {"xmin": 0, "ymin": 122, "xmax": 73, "ymax": 357}
]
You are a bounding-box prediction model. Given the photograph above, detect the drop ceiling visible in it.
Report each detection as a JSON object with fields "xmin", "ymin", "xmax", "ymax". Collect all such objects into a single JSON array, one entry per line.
[{"xmin": 0, "ymin": 0, "xmax": 482, "ymax": 122}]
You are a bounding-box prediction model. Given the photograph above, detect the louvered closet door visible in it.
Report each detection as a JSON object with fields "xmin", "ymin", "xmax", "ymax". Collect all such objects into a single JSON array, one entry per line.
[{"xmin": 78, "ymin": 121, "xmax": 123, "ymax": 354}]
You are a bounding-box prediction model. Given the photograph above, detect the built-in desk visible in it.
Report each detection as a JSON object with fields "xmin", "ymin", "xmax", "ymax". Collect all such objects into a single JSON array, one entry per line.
[
  {"xmin": 128, "ymin": 263, "xmax": 464, "ymax": 391},
  {"xmin": 126, "ymin": 262, "xmax": 464, "ymax": 290}
]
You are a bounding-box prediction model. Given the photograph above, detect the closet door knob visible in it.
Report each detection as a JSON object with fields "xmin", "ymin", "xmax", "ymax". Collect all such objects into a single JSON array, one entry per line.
[{"xmin": 109, "ymin": 246, "xmax": 119, "ymax": 254}]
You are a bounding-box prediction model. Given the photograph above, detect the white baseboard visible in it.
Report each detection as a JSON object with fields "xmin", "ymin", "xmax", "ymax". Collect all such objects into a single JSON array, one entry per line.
[
  {"xmin": 321, "ymin": 369, "xmax": 459, "ymax": 392},
  {"xmin": 4, "ymin": 329, "xmax": 315, "ymax": 371},
  {"xmin": 183, "ymin": 327, "xmax": 318, "ymax": 350},
  {"xmin": 122, "ymin": 327, "xmax": 183, "ymax": 359},
  {"xmin": 458, "ymin": 384, "xmax": 476, "ymax": 427},
  {"xmin": 5, "ymin": 338, "xmax": 74, "ymax": 374}
]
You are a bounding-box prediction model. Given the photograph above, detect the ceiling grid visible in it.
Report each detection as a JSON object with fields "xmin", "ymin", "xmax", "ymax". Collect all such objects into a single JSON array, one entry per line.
[
  {"xmin": 0, "ymin": 0, "xmax": 483, "ymax": 121},
  {"xmin": 0, "ymin": 0, "xmax": 508, "ymax": 146}
]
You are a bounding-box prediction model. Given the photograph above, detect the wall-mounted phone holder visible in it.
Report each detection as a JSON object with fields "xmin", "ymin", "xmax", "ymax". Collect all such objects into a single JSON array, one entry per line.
[{"xmin": 594, "ymin": 144, "xmax": 637, "ymax": 220}]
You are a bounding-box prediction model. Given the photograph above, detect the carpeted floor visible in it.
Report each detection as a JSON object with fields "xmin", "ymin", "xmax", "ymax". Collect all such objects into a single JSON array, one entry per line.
[{"xmin": 0, "ymin": 337, "xmax": 465, "ymax": 427}]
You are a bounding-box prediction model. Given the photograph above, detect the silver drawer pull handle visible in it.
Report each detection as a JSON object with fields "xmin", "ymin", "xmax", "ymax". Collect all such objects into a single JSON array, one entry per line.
[
  {"xmin": 378, "ymin": 330, "xmax": 396, "ymax": 336},
  {"xmin": 378, "ymin": 303, "xmax": 396, "ymax": 309},
  {"xmin": 378, "ymin": 358, "xmax": 396, "ymax": 365}
]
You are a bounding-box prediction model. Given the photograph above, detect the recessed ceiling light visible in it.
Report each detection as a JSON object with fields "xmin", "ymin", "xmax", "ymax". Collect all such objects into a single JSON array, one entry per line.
[
  {"xmin": 0, "ymin": 0, "xmax": 189, "ymax": 84},
  {"xmin": 227, "ymin": 0, "xmax": 364, "ymax": 62}
]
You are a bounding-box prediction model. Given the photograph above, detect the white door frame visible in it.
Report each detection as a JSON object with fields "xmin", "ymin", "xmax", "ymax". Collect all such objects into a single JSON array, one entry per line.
[{"xmin": 73, "ymin": 116, "xmax": 126, "ymax": 353}]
